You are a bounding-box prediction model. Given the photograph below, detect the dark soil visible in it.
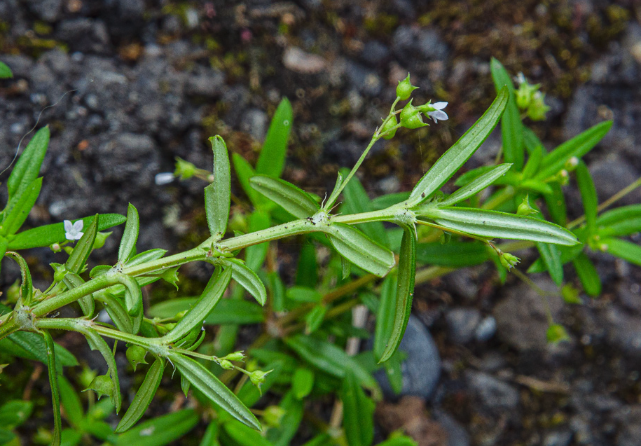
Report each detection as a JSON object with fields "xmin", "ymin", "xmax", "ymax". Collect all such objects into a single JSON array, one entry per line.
[{"xmin": 1, "ymin": 1, "xmax": 641, "ymax": 445}]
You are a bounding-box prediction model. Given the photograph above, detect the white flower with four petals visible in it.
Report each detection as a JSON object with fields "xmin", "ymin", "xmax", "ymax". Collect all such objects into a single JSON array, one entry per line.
[
  {"xmin": 426, "ymin": 102, "xmax": 449, "ymax": 123},
  {"xmin": 64, "ymin": 220, "xmax": 84, "ymax": 241}
]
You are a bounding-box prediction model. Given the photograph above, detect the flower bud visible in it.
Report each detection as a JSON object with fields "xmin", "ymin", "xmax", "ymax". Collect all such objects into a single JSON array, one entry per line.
[
  {"xmin": 222, "ymin": 351, "xmax": 246, "ymax": 362},
  {"xmin": 517, "ymin": 196, "xmax": 538, "ymax": 216},
  {"xmin": 126, "ymin": 345, "xmax": 148, "ymax": 371},
  {"xmin": 399, "ymin": 101, "xmax": 427, "ymax": 129},
  {"xmin": 249, "ymin": 369, "xmax": 272, "ymax": 394},
  {"xmin": 561, "ymin": 284, "xmax": 582, "ymax": 305},
  {"xmin": 396, "ymin": 74, "xmax": 418, "ymax": 100},
  {"xmin": 380, "ymin": 115, "xmax": 398, "ymax": 140},
  {"xmin": 263, "ymin": 406, "xmax": 286, "ymax": 427},
  {"xmin": 499, "ymin": 252, "xmax": 520, "ymax": 270},
  {"xmin": 92, "ymin": 231, "xmax": 112, "ymax": 250},
  {"xmin": 174, "ymin": 157, "xmax": 196, "ymax": 180},
  {"xmin": 51, "ymin": 263, "xmax": 67, "ymax": 283},
  {"xmin": 219, "ymin": 360, "xmax": 234, "ymax": 370},
  {"xmin": 546, "ymin": 323, "xmax": 570, "ymax": 344},
  {"xmin": 50, "ymin": 243, "xmax": 62, "ymax": 253},
  {"xmin": 85, "ymin": 375, "xmax": 114, "ymax": 400},
  {"xmin": 527, "ymin": 91, "xmax": 550, "ymax": 121}
]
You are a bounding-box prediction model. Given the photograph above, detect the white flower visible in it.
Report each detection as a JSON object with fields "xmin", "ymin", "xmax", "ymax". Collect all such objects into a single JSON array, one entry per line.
[
  {"xmin": 427, "ymin": 102, "xmax": 448, "ymax": 123},
  {"xmin": 154, "ymin": 172, "xmax": 175, "ymax": 185},
  {"xmin": 64, "ymin": 220, "xmax": 84, "ymax": 241}
]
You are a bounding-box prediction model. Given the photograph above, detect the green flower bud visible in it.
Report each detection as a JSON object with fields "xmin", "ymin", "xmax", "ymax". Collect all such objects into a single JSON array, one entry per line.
[
  {"xmin": 160, "ymin": 267, "xmax": 180, "ymax": 289},
  {"xmin": 561, "ymin": 284, "xmax": 582, "ymax": 305},
  {"xmin": 249, "ymin": 369, "xmax": 272, "ymax": 394},
  {"xmin": 6, "ymin": 280, "xmax": 20, "ymax": 304},
  {"xmin": 564, "ymin": 156, "xmax": 579, "ymax": 172},
  {"xmin": 51, "ymin": 263, "xmax": 67, "ymax": 283},
  {"xmin": 399, "ymin": 100, "xmax": 427, "ymax": 129},
  {"xmin": 546, "ymin": 323, "xmax": 570, "ymax": 344},
  {"xmin": 219, "ymin": 360, "xmax": 234, "ymax": 370},
  {"xmin": 396, "ymin": 73, "xmax": 418, "ymax": 100},
  {"xmin": 527, "ymin": 91, "xmax": 550, "ymax": 121},
  {"xmin": 499, "ymin": 252, "xmax": 520, "ymax": 270},
  {"xmin": 85, "ymin": 375, "xmax": 113, "ymax": 400},
  {"xmin": 92, "ymin": 231, "xmax": 112, "ymax": 250},
  {"xmin": 380, "ymin": 115, "xmax": 398, "ymax": 140},
  {"xmin": 174, "ymin": 157, "xmax": 196, "ymax": 180},
  {"xmin": 222, "ymin": 351, "xmax": 246, "ymax": 362},
  {"xmin": 50, "ymin": 242, "xmax": 62, "ymax": 253},
  {"xmin": 263, "ymin": 405, "xmax": 286, "ymax": 428},
  {"xmin": 126, "ymin": 345, "xmax": 148, "ymax": 371},
  {"xmin": 517, "ymin": 196, "xmax": 538, "ymax": 216}
]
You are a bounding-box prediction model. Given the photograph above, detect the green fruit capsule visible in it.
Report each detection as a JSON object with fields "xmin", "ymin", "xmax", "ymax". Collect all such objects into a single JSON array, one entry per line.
[
  {"xmin": 126, "ymin": 345, "xmax": 148, "ymax": 371},
  {"xmin": 396, "ymin": 74, "xmax": 418, "ymax": 100},
  {"xmin": 380, "ymin": 115, "xmax": 398, "ymax": 140},
  {"xmin": 86, "ymin": 375, "xmax": 114, "ymax": 400},
  {"xmin": 399, "ymin": 101, "xmax": 426, "ymax": 129}
]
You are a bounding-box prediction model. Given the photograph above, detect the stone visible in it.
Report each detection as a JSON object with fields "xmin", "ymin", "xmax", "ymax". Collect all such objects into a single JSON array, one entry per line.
[
  {"xmin": 433, "ymin": 412, "xmax": 470, "ymax": 446},
  {"xmin": 283, "ymin": 47, "xmax": 327, "ymax": 74},
  {"xmin": 614, "ymin": 405, "xmax": 641, "ymax": 446},
  {"xmin": 465, "ymin": 371, "xmax": 520, "ymax": 412},
  {"xmin": 445, "ymin": 308, "xmax": 481, "ymax": 344},
  {"xmin": 474, "ymin": 316, "xmax": 497, "ymax": 342},
  {"xmin": 602, "ymin": 305, "xmax": 641, "ymax": 358},
  {"xmin": 542, "ymin": 430, "xmax": 573, "ymax": 446},
  {"xmin": 344, "ymin": 61, "xmax": 382, "ymax": 97},
  {"xmin": 57, "ymin": 19, "xmax": 111, "ymax": 54},
  {"xmin": 95, "ymin": 133, "xmax": 159, "ymax": 188},
  {"xmin": 589, "ymin": 158, "xmax": 641, "ymax": 206},
  {"xmin": 241, "ymin": 109, "xmax": 268, "ymax": 142},
  {"xmin": 375, "ymin": 315, "xmax": 441, "ymax": 400},
  {"xmin": 25, "ymin": 0, "xmax": 62, "ymax": 22},
  {"xmin": 360, "ymin": 40, "xmax": 390, "ymax": 67},
  {"xmin": 185, "ymin": 68, "xmax": 225, "ymax": 98}
]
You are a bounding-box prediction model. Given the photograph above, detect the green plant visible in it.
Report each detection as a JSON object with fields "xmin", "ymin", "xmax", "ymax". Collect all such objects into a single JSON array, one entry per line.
[{"xmin": 0, "ymin": 59, "xmax": 637, "ymax": 446}]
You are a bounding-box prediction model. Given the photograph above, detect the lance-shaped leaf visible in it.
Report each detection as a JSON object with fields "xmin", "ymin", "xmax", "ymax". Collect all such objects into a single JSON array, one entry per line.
[
  {"xmin": 2, "ymin": 177, "xmax": 43, "ymax": 236},
  {"xmin": 491, "ymin": 58, "xmax": 524, "ymax": 171},
  {"xmin": 94, "ymin": 292, "xmax": 134, "ymax": 333},
  {"xmin": 250, "ymin": 175, "xmax": 319, "ymax": 219},
  {"xmin": 603, "ymin": 238, "xmax": 641, "ymax": 267},
  {"xmin": 323, "ymin": 223, "xmax": 395, "ymax": 277},
  {"xmin": 162, "ymin": 268, "xmax": 232, "ymax": 344},
  {"xmin": 58, "ymin": 376, "xmax": 84, "ymax": 428},
  {"xmin": 126, "ymin": 249, "xmax": 167, "ymax": 267},
  {"xmin": 245, "ymin": 211, "xmax": 271, "ymax": 272},
  {"xmin": 104, "ymin": 273, "xmax": 143, "ymax": 317},
  {"xmin": 536, "ymin": 121, "xmax": 612, "ymax": 181},
  {"xmin": 292, "ymin": 368, "xmax": 314, "ymax": 400},
  {"xmin": 374, "ymin": 274, "xmax": 397, "ymax": 362},
  {"xmin": 115, "ymin": 409, "xmax": 199, "ymax": 446},
  {"xmin": 0, "ymin": 329, "xmax": 78, "ymax": 373},
  {"xmin": 576, "ymin": 161, "xmax": 598, "ymax": 234},
  {"xmin": 440, "ymin": 163, "xmax": 512, "ymax": 206},
  {"xmin": 543, "ymin": 182, "xmax": 567, "ymax": 226},
  {"xmin": 572, "ymin": 253, "xmax": 601, "ymax": 297},
  {"xmin": 63, "ymin": 272, "xmax": 95, "ymax": 318},
  {"xmin": 200, "ymin": 422, "xmax": 220, "ymax": 446},
  {"xmin": 304, "ymin": 304, "xmax": 326, "ymax": 334},
  {"xmin": 408, "ymin": 87, "xmax": 508, "ymax": 206},
  {"xmin": 118, "ymin": 204, "xmax": 139, "ymax": 263},
  {"xmin": 378, "ymin": 226, "xmax": 416, "ymax": 363},
  {"xmin": 206, "ymin": 136, "xmax": 231, "ymax": 239},
  {"xmin": 537, "ymin": 243, "xmax": 563, "ymax": 286},
  {"xmin": 169, "ymin": 353, "xmax": 261, "ymax": 430},
  {"xmin": 284, "ymin": 335, "xmax": 380, "ymax": 397},
  {"xmin": 416, "ymin": 241, "xmax": 489, "ymax": 267},
  {"xmin": 116, "ymin": 358, "xmax": 164, "ymax": 433},
  {"xmin": 256, "ymin": 98, "xmax": 292, "ymax": 179},
  {"xmin": 43, "ymin": 330, "xmax": 62, "ymax": 446},
  {"xmin": 522, "ymin": 146, "xmax": 544, "ymax": 179},
  {"xmin": 597, "ymin": 205, "xmax": 641, "ymax": 238},
  {"xmin": 75, "ymin": 325, "xmax": 121, "ymax": 413},
  {"xmin": 523, "ymin": 126, "xmax": 546, "ymax": 154},
  {"xmin": 5, "ymin": 252, "xmax": 32, "ymax": 306},
  {"xmin": 8, "ymin": 213, "xmax": 126, "ymax": 250},
  {"xmin": 341, "ymin": 370, "xmax": 375, "ymax": 446},
  {"xmin": 66, "ymin": 215, "xmax": 98, "ymax": 273},
  {"xmin": 527, "ymin": 243, "xmax": 583, "ymax": 274},
  {"xmin": 232, "ymin": 153, "xmax": 264, "ymax": 208},
  {"xmin": 266, "ymin": 391, "xmax": 303, "ymax": 446},
  {"xmin": 224, "ymin": 420, "xmax": 273, "ymax": 446},
  {"xmin": 7, "ymin": 126, "xmax": 48, "ymax": 201},
  {"xmin": 423, "ymin": 207, "xmax": 579, "ymax": 245},
  {"xmin": 223, "ymin": 259, "xmax": 267, "ymax": 305}
]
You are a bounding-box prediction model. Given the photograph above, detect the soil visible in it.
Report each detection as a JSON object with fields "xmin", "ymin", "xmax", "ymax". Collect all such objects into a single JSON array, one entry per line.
[{"xmin": 1, "ymin": 1, "xmax": 641, "ymax": 445}]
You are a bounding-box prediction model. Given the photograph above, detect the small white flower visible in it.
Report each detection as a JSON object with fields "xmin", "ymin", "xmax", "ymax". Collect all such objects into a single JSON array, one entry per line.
[
  {"xmin": 515, "ymin": 72, "xmax": 527, "ymax": 85},
  {"xmin": 64, "ymin": 220, "xmax": 84, "ymax": 241},
  {"xmin": 154, "ymin": 172, "xmax": 175, "ymax": 185},
  {"xmin": 427, "ymin": 102, "xmax": 448, "ymax": 123}
]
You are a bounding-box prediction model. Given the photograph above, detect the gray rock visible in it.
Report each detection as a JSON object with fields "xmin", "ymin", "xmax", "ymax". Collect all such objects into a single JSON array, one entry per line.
[
  {"xmin": 445, "ymin": 308, "xmax": 481, "ymax": 344},
  {"xmin": 543, "ymin": 430, "xmax": 573, "ymax": 446},
  {"xmin": 434, "ymin": 412, "xmax": 470, "ymax": 446},
  {"xmin": 241, "ymin": 109, "xmax": 268, "ymax": 142},
  {"xmin": 360, "ymin": 41, "xmax": 390, "ymax": 67},
  {"xmin": 589, "ymin": 158, "xmax": 641, "ymax": 206},
  {"xmin": 493, "ymin": 278, "xmax": 564, "ymax": 352},
  {"xmin": 0, "ymin": 55, "xmax": 33, "ymax": 78},
  {"xmin": 25, "ymin": 0, "xmax": 62, "ymax": 22},
  {"xmin": 95, "ymin": 133, "xmax": 159, "ymax": 188},
  {"xmin": 392, "ymin": 26, "xmax": 448, "ymax": 63},
  {"xmin": 345, "ymin": 61, "xmax": 382, "ymax": 97},
  {"xmin": 465, "ymin": 371, "xmax": 520, "ymax": 412},
  {"xmin": 603, "ymin": 305, "xmax": 641, "ymax": 358},
  {"xmin": 118, "ymin": 0, "xmax": 145, "ymax": 19},
  {"xmin": 445, "ymin": 269, "xmax": 479, "ymax": 300},
  {"xmin": 57, "ymin": 19, "xmax": 111, "ymax": 54},
  {"xmin": 185, "ymin": 68, "xmax": 225, "ymax": 98},
  {"xmin": 474, "ymin": 316, "xmax": 497, "ymax": 342},
  {"xmin": 615, "ymin": 405, "xmax": 641, "ymax": 446},
  {"xmin": 375, "ymin": 315, "xmax": 441, "ymax": 400}
]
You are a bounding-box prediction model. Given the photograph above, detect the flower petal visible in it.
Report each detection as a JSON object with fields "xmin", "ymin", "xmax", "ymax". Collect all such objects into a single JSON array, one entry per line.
[
  {"xmin": 64, "ymin": 220, "xmax": 73, "ymax": 232},
  {"xmin": 74, "ymin": 232, "xmax": 84, "ymax": 240},
  {"xmin": 428, "ymin": 110, "xmax": 449, "ymax": 122},
  {"xmin": 73, "ymin": 220, "xmax": 84, "ymax": 231},
  {"xmin": 432, "ymin": 102, "xmax": 448, "ymax": 110}
]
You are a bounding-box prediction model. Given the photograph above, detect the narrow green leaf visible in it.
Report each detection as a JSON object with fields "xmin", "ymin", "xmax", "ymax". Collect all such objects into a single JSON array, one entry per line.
[
  {"xmin": 170, "ymin": 353, "xmax": 261, "ymax": 430},
  {"xmin": 266, "ymin": 391, "xmax": 303, "ymax": 446},
  {"xmin": 527, "ymin": 243, "xmax": 583, "ymax": 274},
  {"xmin": 224, "ymin": 259, "xmax": 267, "ymax": 305},
  {"xmin": 115, "ymin": 409, "xmax": 198, "ymax": 446},
  {"xmin": 374, "ymin": 274, "xmax": 397, "ymax": 361},
  {"xmin": 118, "ymin": 204, "xmax": 139, "ymax": 263},
  {"xmin": 245, "ymin": 211, "xmax": 271, "ymax": 271},
  {"xmin": 94, "ymin": 292, "xmax": 134, "ymax": 333},
  {"xmin": 200, "ymin": 422, "xmax": 221, "ymax": 446},
  {"xmin": 0, "ymin": 61, "xmax": 13, "ymax": 78},
  {"xmin": 206, "ymin": 135, "xmax": 231, "ymax": 239},
  {"xmin": 43, "ymin": 330, "xmax": 62, "ymax": 446},
  {"xmin": 63, "ymin": 272, "xmax": 95, "ymax": 317},
  {"xmin": 256, "ymin": 98, "xmax": 292, "ymax": 178},
  {"xmin": 4, "ymin": 252, "xmax": 33, "ymax": 306},
  {"xmin": 572, "ymin": 253, "xmax": 601, "ymax": 297},
  {"xmin": 377, "ymin": 437, "xmax": 418, "ymax": 446},
  {"xmin": 224, "ymin": 420, "xmax": 273, "ymax": 446},
  {"xmin": 286, "ymin": 286, "xmax": 322, "ymax": 303},
  {"xmin": 296, "ymin": 241, "xmax": 318, "ymax": 288},
  {"xmin": 602, "ymin": 238, "xmax": 641, "ymax": 267},
  {"xmin": 284, "ymin": 335, "xmax": 380, "ymax": 396},
  {"xmin": 522, "ymin": 146, "xmax": 544, "ymax": 179},
  {"xmin": 440, "ymin": 163, "xmax": 512, "ymax": 206},
  {"xmin": 523, "ymin": 126, "xmax": 546, "ymax": 154},
  {"xmin": 7, "ymin": 126, "xmax": 48, "ymax": 201},
  {"xmin": 162, "ymin": 268, "xmax": 232, "ymax": 344},
  {"xmin": 126, "ymin": 249, "xmax": 167, "ymax": 267},
  {"xmin": 383, "ymin": 350, "xmax": 405, "ymax": 395},
  {"xmin": 537, "ymin": 243, "xmax": 563, "ymax": 286},
  {"xmin": 304, "ymin": 304, "xmax": 326, "ymax": 334},
  {"xmin": 379, "ymin": 226, "xmax": 416, "ymax": 363},
  {"xmin": 66, "ymin": 215, "xmax": 98, "ymax": 273},
  {"xmin": 2, "ymin": 331, "xmax": 78, "ymax": 372},
  {"xmin": 116, "ymin": 359, "xmax": 164, "ymax": 433},
  {"xmin": 415, "ymin": 241, "xmax": 489, "ymax": 267},
  {"xmin": 543, "ymin": 182, "xmax": 567, "ymax": 226},
  {"xmin": 2, "ymin": 177, "xmax": 43, "ymax": 236},
  {"xmin": 575, "ymin": 161, "xmax": 598, "ymax": 234},
  {"xmin": 341, "ymin": 370, "xmax": 375, "ymax": 446},
  {"xmin": 269, "ymin": 272, "xmax": 286, "ymax": 313},
  {"xmin": 324, "ymin": 223, "xmax": 395, "ymax": 277},
  {"xmin": 232, "ymin": 153, "xmax": 264, "ymax": 207},
  {"xmin": 250, "ymin": 175, "xmax": 319, "ymax": 219},
  {"xmin": 292, "ymin": 368, "xmax": 314, "ymax": 399},
  {"xmin": 149, "ymin": 298, "xmax": 264, "ymax": 325},
  {"xmin": 8, "ymin": 213, "xmax": 126, "ymax": 250},
  {"xmin": 0, "ymin": 400, "xmax": 33, "ymax": 428},
  {"xmin": 597, "ymin": 204, "xmax": 641, "ymax": 226},
  {"xmin": 491, "ymin": 58, "xmax": 524, "ymax": 170},
  {"xmin": 425, "ymin": 207, "xmax": 579, "ymax": 245},
  {"xmin": 408, "ymin": 87, "xmax": 509, "ymax": 205},
  {"xmin": 370, "ymin": 192, "xmax": 411, "ymax": 211},
  {"xmin": 536, "ymin": 121, "xmax": 612, "ymax": 180},
  {"xmin": 597, "ymin": 205, "xmax": 641, "ymax": 237},
  {"xmin": 58, "ymin": 376, "xmax": 84, "ymax": 428},
  {"xmin": 454, "ymin": 165, "xmax": 495, "ymax": 187}
]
